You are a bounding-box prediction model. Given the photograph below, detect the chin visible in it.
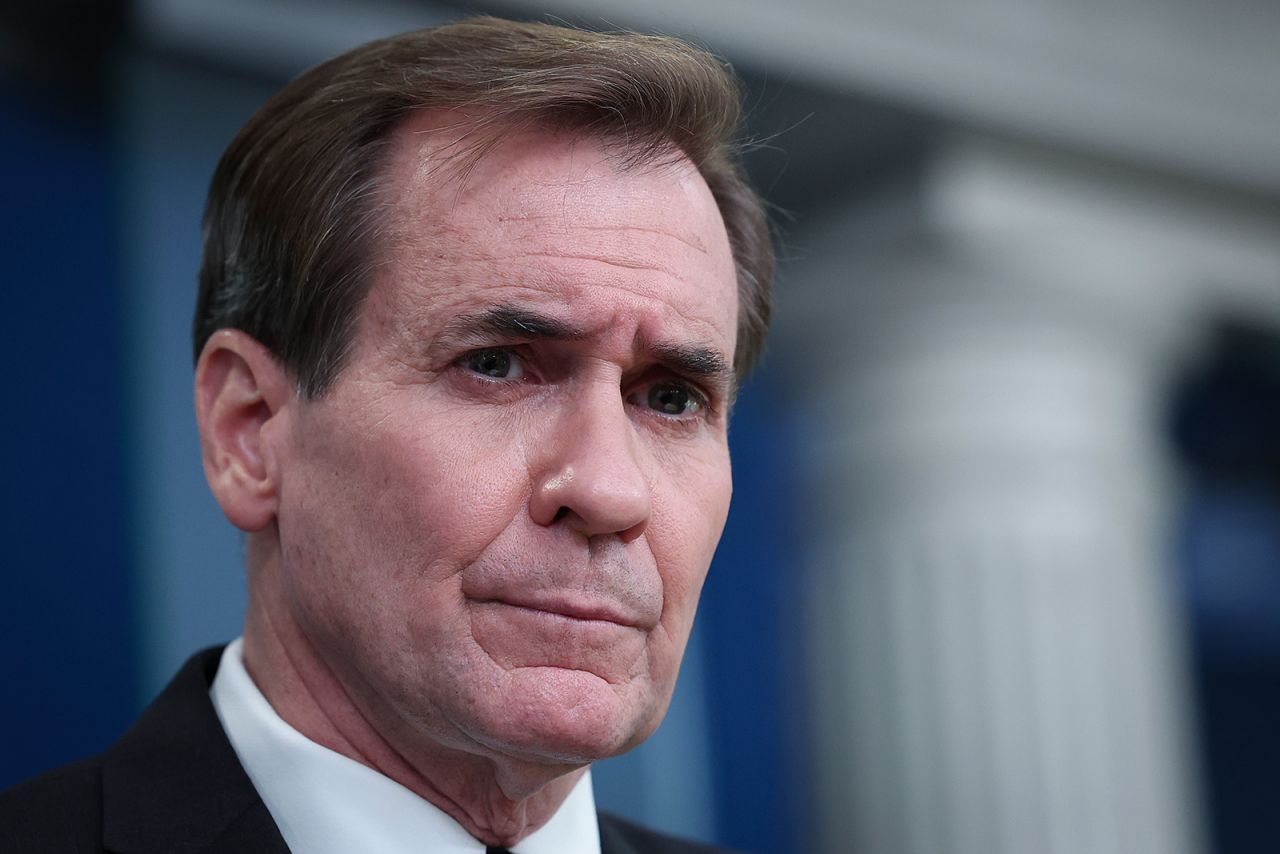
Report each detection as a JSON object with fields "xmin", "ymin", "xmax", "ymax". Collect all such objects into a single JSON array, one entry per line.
[{"xmin": 473, "ymin": 667, "xmax": 669, "ymax": 765}]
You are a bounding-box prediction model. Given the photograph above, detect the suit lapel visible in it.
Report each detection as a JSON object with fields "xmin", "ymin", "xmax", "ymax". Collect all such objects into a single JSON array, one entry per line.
[
  {"xmin": 99, "ymin": 647, "xmax": 290, "ymax": 853},
  {"xmin": 598, "ymin": 813, "xmax": 640, "ymax": 854}
]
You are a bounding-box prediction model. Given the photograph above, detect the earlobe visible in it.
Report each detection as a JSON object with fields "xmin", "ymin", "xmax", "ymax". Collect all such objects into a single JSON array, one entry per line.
[{"xmin": 194, "ymin": 329, "xmax": 293, "ymax": 532}]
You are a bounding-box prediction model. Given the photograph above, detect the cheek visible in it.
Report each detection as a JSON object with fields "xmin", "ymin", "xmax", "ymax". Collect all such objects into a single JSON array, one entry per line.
[
  {"xmin": 650, "ymin": 449, "xmax": 732, "ymax": 634},
  {"xmin": 282, "ymin": 402, "xmax": 535, "ymax": 609},
  {"xmin": 396, "ymin": 429, "xmax": 529, "ymax": 566}
]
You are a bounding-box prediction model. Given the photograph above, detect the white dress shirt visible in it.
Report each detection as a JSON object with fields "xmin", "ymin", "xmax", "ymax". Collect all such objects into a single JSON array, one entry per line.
[{"xmin": 210, "ymin": 637, "xmax": 602, "ymax": 854}]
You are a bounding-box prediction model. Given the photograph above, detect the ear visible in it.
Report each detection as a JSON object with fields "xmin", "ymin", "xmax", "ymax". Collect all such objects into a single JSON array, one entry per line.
[{"xmin": 194, "ymin": 329, "xmax": 295, "ymax": 532}]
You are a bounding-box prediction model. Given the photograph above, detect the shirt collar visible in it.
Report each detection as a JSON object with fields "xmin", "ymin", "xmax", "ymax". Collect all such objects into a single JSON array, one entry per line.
[{"xmin": 210, "ymin": 638, "xmax": 601, "ymax": 854}]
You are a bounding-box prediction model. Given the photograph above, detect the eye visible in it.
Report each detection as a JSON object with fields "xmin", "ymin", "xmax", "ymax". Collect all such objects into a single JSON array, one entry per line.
[
  {"xmin": 644, "ymin": 382, "xmax": 703, "ymax": 417},
  {"xmin": 461, "ymin": 347, "xmax": 525, "ymax": 380}
]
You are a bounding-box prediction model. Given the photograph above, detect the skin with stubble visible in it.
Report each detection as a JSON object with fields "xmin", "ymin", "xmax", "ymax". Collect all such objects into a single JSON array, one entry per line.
[{"xmin": 195, "ymin": 111, "xmax": 739, "ymax": 848}]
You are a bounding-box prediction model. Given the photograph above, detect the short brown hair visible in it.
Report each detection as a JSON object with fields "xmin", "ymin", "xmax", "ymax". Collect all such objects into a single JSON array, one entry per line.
[{"xmin": 193, "ymin": 16, "xmax": 772, "ymax": 395}]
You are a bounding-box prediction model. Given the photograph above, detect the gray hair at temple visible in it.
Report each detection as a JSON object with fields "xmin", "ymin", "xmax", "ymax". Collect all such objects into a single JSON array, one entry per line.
[{"xmin": 192, "ymin": 15, "xmax": 773, "ymax": 397}]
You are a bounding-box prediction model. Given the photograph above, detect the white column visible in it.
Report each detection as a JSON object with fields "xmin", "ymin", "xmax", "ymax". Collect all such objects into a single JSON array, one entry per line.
[{"xmin": 791, "ymin": 137, "xmax": 1280, "ymax": 854}]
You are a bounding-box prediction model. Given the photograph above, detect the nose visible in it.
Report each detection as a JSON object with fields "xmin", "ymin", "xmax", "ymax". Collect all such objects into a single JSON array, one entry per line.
[{"xmin": 529, "ymin": 385, "xmax": 652, "ymax": 542}]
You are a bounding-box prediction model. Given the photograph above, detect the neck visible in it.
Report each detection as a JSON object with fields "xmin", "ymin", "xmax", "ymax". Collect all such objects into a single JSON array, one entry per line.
[{"xmin": 240, "ymin": 553, "xmax": 587, "ymax": 848}]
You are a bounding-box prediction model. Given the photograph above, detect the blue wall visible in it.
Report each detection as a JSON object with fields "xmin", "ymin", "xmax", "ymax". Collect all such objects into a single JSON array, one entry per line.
[{"xmin": 0, "ymin": 84, "xmax": 137, "ymax": 786}]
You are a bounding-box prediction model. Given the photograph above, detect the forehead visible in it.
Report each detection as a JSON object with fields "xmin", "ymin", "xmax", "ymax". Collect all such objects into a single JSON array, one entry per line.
[{"xmin": 370, "ymin": 111, "xmax": 738, "ymax": 350}]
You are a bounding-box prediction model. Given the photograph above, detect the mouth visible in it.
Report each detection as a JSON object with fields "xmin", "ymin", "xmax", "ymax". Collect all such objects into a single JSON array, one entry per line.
[{"xmin": 470, "ymin": 596, "xmax": 646, "ymax": 629}]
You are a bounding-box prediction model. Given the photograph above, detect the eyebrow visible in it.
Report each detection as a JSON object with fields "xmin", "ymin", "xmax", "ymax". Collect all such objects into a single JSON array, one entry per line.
[
  {"xmin": 651, "ymin": 341, "xmax": 733, "ymax": 388},
  {"xmin": 441, "ymin": 303, "xmax": 735, "ymax": 392},
  {"xmin": 446, "ymin": 304, "xmax": 585, "ymax": 342}
]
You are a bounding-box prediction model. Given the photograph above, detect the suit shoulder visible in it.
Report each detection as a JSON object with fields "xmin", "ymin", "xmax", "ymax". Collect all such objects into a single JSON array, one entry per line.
[
  {"xmin": 598, "ymin": 811, "xmax": 745, "ymax": 854},
  {"xmin": 0, "ymin": 756, "xmax": 105, "ymax": 853}
]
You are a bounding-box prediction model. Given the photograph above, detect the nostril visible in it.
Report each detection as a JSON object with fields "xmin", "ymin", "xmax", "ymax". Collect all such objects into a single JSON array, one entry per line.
[{"xmin": 553, "ymin": 506, "xmax": 570, "ymax": 522}]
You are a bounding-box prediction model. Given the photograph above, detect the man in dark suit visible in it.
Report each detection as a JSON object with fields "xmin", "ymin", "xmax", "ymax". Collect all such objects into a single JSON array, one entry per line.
[{"xmin": 1, "ymin": 16, "xmax": 771, "ymax": 853}]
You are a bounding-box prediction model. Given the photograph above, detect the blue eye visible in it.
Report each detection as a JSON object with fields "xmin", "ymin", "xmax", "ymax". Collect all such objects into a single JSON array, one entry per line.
[
  {"xmin": 646, "ymin": 382, "xmax": 702, "ymax": 416},
  {"xmin": 463, "ymin": 348, "xmax": 525, "ymax": 380}
]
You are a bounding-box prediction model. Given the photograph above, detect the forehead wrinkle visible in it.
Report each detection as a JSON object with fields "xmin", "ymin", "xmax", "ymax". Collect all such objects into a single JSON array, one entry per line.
[
  {"xmin": 510, "ymin": 250, "xmax": 675, "ymax": 274},
  {"xmin": 427, "ymin": 247, "xmax": 712, "ymax": 287},
  {"xmin": 493, "ymin": 217, "xmax": 709, "ymax": 255}
]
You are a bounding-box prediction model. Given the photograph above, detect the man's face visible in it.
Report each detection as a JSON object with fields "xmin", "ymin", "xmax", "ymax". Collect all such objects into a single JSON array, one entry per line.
[{"xmin": 268, "ymin": 117, "xmax": 739, "ymax": 766}]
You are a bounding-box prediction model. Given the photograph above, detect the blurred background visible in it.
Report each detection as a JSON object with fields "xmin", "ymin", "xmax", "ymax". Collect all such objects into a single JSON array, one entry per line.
[{"xmin": 3, "ymin": 1, "xmax": 1279, "ymax": 852}]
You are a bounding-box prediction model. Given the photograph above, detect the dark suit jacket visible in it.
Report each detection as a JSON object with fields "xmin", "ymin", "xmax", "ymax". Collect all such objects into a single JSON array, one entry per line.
[{"xmin": 0, "ymin": 647, "xmax": 735, "ymax": 853}]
